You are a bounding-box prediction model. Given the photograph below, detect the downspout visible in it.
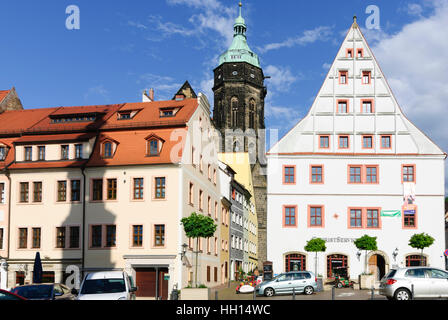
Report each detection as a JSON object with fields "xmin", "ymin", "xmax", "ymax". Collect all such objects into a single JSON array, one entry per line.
[
  {"xmin": 5, "ymin": 169, "xmax": 11, "ymax": 261},
  {"xmin": 81, "ymin": 166, "xmax": 86, "ymax": 281}
]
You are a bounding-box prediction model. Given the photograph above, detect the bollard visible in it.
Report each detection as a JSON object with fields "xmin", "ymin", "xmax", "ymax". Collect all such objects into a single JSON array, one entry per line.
[
  {"xmin": 253, "ymin": 288, "xmax": 256, "ymax": 300},
  {"xmin": 292, "ymin": 287, "xmax": 296, "ymax": 300},
  {"xmin": 332, "ymin": 286, "xmax": 335, "ymax": 300},
  {"xmin": 215, "ymin": 290, "xmax": 218, "ymax": 300},
  {"xmin": 371, "ymin": 287, "xmax": 375, "ymax": 300},
  {"xmin": 411, "ymin": 284, "xmax": 414, "ymax": 300}
]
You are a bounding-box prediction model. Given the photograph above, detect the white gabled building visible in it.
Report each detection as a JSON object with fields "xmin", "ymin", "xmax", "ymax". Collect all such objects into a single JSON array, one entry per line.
[{"xmin": 267, "ymin": 18, "xmax": 446, "ymax": 282}]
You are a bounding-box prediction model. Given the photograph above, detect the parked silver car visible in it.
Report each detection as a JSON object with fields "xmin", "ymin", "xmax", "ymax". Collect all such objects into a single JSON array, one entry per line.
[
  {"xmin": 379, "ymin": 267, "xmax": 448, "ymax": 300},
  {"xmin": 256, "ymin": 271, "xmax": 317, "ymax": 297}
]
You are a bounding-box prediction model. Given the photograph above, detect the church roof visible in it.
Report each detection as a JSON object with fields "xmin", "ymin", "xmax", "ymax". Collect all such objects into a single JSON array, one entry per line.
[
  {"xmin": 218, "ymin": 2, "xmax": 260, "ymax": 68},
  {"xmin": 268, "ymin": 17, "xmax": 445, "ymax": 157}
]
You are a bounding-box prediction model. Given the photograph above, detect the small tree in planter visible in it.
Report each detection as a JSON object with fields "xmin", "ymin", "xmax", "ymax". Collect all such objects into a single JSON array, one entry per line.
[
  {"xmin": 304, "ymin": 238, "xmax": 326, "ymax": 277},
  {"xmin": 409, "ymin": 233, "xmax": 434, "ymax": 266},
  {"xmin": 181, "ymin": 212, "xmax": 217, "ymax": 288},
  {"xmin": 354, "ymin": 235, "xmax": 377, "ymax": 274}
]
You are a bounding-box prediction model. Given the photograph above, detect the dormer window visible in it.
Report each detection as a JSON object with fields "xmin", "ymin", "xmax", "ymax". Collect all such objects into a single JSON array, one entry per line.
[
  {"xmin": 145, "ymin": 134, "xmax": 164, "ymax": 157},
  {"xmin": 159, "ymin": 107, "xmax": 180, "ymax": 118},
  {"xmin": 118, "ymin": 112, "xmax": 131, "ymax": 120},
  {"xmin": 61, "ymin": 145, "xmax": 69, "ymax": 160},
  {"xmin": 103, "ymin": 142, "xmax": 113, "ymax": 158},
  {"xmin": 24, "ymin": 147, "xmax": 32, "ymax": 161},
  {"xmin": 0, "ymin": 146, "xmax": 7, "ymax": 161},
  {"xmin": 38, "ymin": 146, "xmax": 46, "ymax": 161}
]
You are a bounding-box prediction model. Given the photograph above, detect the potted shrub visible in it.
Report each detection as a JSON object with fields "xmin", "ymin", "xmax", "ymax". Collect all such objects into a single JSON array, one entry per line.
[
  {"xmin": 354, "ymin": 235, "xmax": 377, "ymax": 289},
  {"xmin": 304, "ymin": 238, "xmax": 326, "ymax": 291}
]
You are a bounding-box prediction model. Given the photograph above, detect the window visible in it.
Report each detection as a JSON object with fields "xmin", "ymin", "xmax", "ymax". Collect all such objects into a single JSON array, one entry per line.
[
  {"xmin": 61, "ymin": 145, "xmax": 69, "ymax": 160},
  {"xmin": 199, "ymin": 155, "xmax": 203, "ymax": 172},
  {"xmin": 149, "ymin": 140, "xmax": 159, "ymax": 156},
  {"xmin": 231, "ymin": 97, "xmax": 238, "ymax": 127},
  {"xmin": 213, "ymin": 169, "xmax": 217, "ymax": 185},
  {"xmin": 285, "ymin": 254, "xmax": 306, "ymax": 272},
  {"xmin": 0, "ymin": 146, "xmax": 6, "ymax": 161},
  {"xmin": 207, "ymin": 196, "xmax": 211, "ymax": 216},
  {"xmin": 56, "ymin": 227, "xmax": 66, "ymax": 248},
  {"xmin": 154, "ymin": 224, "xmax": 165, "ymax": 247},
  {"xmin": 24, "ymin": 147, "xmax": 32, "ymax": 161},
  {"xmin": 132, "ymin": 225, "xmax": 143, "ymax": 247},
  {"xmin": 350, "ymin": 209, "xmax": 363, "ymax": 228},
  {"xmin": 199, "ymin": 190, "xmax": 203, "ymax": 211},
  {"xmin": 284, "ymin": 206, "xmax": 297, "ymax": 227},
  {"xmin": 357, "ymin": 48, "xmax": 363, "ymax": 58},
  {"xmin": 160, "ymin": 109, "xmax": 174, "ymax": 117},
  {"xmin": 38, "ymin": 146, "xmax": 45, "ymax": 161},
  {"xmin": 403, "ymin": 207, "xmax": 417, "ymax": 228},
  {"xmin": 19, "ymin": 228, "xmax": 28, "ymax": 248},
  {"xmin": 365, "ymin": 166, "xmax": 378, "ymax": 183},
  {"xmin": 105, "ymin": 225, "xmax": 116, "ymax": 247},
  {"xmin": 381, "ymin": 135, "xmax": 391, "ymax": 149},
  {"xmin": 91, "ymin": 225, "xmax": 102, "ymax": 248},
  {"xmin": 361, "ymin": 100, "xmax": 373, "ymax": 113},
  {"xmin": 337, "ymin": 100, "xmax": 348, "ymax": 113},
  {"xmin": 103, "ymin": 142, "xmax": 113, "ymax": 158},
  {"xmin": 402, "ymin": 165, "xmax": 416, "ymax": 183},
  {"xmin": 155, "ymin": 177, "xmax": 165, "ymax": 199},
  {"xmin": 0, "ymin": 228, "xmax": 3, "ymax": 250},
  {"xmin": 309, "ymin": 206, "xmax": 323, "ymax": 227},
  {"xmin": 366, "ymin": 209, "xmax": 379, "ymax": 228},
  {"xmin": 346, "ymin": 48, "xmax": 353, "ymax": 58},
  {"xmin": 339, "ymin": 136, "xmax": 349, "ymax": 149},
  {"xmin": 327, "ymin": 255, "xmax": 348, "ymax": 277},
  {"xmin": 349, "ymin": 166, "xmax": 362, "ymax": 183},
  {"xmin": 362, "ymin": 136, "xmax": 373, "ymax": 149},
  {"xmin": 207, "ymin": 266, "xmax": 211, "ymax": 282},
  {"xmin": 106, "ymin": 179, "xmax": 117, "ymax": 200},
  {"xmin": 310, "ymin": 165, "xmax": 323, "ymax": 183},
  {"xmin": 57, "ymin": 181, "xmax": 67, "ymax": 202},
  {"xmin": 75, "ymin": 144, "xmax": 83, "ymax": 159},
  {"xmin": 189, "ymin": 183, "xmax": 194, "ymax": 205},
  {"xmin": 0, "ymin": 183, "xmax": 4, "ymax": 204},
  {"xmin": 249, "ymin": 99, "xmax": 256, "ymax": 129},
  {"xmin": 71, "ymin": 180, "xmax": 81, "ymax": 202},
  {"xmin": 32, "ymin": 228, "xmax": 41, "ymax": 249},
  {"xmin": 283, "ymin": 166, "xmax": 295, "ymax": 184},
  {"xmin": 69, "ymin": 226, "xmax": 80, "ymax": 248},
  {"xmin": 319, "ymin": 136, "xmax": 329, "ymax": 149},
  {"xmin": 339, "ymin": 71, "xmax": 348, "ymax": 84},
  {"xmin": 362, "ymin": 71, "xmax": 371, "ymax": 84},
  {"xmin": 92, "ymin": 179, "xmax": 103, "ymax": 201},
  {"xmin": 20, "ymin": 182, "xmax": 29, "ymax": 203},
  {"xmin": 406, "ymin": 255, "xmax": 426, "ymax": 267},
  {"xmin": 118, "ymin": 111, "xmax": 131, "ymax": 120},
  {"xmin": 133, "ymin": 178, "xmax": 144, "ymax": 200},
  {"xmin": 33, "ymin": 182, "xmax": 42, "ymax": 203},
  {"xmin": 191, "ymin": 147, "xmax": 195, "ymax": 167}
]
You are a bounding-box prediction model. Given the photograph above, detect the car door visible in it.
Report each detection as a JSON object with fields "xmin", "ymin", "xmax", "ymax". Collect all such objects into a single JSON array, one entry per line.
[
  {"xmin": 425, "ymin": 268, "xmax": 448, "ymax": 298},
  {"xmin": 291, "ymin": 272, "xmax": 306, "ymax": 293},
  {"xmin": 404, "ymin": 268, "xmax": 429, "ymax": 298},
  {"xmin": 272, "ymin": 274, "xmax": 293, "ymax": 294}
]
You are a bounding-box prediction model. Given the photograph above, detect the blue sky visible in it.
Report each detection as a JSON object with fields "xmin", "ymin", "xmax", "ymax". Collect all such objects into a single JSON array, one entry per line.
[{"xmin": 1, "ymin": 0, "xmax": 448, "ymax": 190}]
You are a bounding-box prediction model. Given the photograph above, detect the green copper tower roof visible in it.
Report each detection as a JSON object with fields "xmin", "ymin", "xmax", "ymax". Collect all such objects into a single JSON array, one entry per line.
[{"xmin": 218, "ymin": 2, "xmax": 260, "ymax": 68}]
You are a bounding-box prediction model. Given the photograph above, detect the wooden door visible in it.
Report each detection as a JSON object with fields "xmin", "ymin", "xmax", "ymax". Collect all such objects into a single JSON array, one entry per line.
[
  {"xmin": 135, "ymin": 268, "xmax": 156, "ymax": 297},
  {"xmin": 158, "ymin": 268, "xmax": 169, "ymax": 300}
]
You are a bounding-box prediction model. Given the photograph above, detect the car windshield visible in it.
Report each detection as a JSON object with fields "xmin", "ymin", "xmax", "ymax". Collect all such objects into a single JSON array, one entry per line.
[
  {"xmin": 12, "ymin": 285, "xmax": 53, "ymax": 299},
  {"xmin": 80, "ymin": 279, "xmax": 126, "ymax": 294},
  {"xmin": 384, "ymin": 269, "xmax": 397, "ymax": 279}
]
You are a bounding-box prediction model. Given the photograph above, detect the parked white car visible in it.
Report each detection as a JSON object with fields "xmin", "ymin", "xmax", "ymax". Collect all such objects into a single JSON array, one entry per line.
[{"xmin": 77, "ymin": 271, "xmax": 137, "ymax": 300}]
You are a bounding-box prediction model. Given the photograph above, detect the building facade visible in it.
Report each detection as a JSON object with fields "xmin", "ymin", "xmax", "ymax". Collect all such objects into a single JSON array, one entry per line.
[
  {"xmin": 267, "ymin": 18, "xmax": 446, "ymax": 282},
  {"xmin": 0, "ymin": 88, "xmax": 225, "ymax": 298},
  {"xmin": 213, "ymin": 2, "xmax": 267, "ymax": 269}
]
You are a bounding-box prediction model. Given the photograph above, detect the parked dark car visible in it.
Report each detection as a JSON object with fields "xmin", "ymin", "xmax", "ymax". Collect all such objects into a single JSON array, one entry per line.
[
  {"xmin": 11, "ymin": 283, "xmax": 76, "ymax": 300},
  {"xmin": 0, "ymin": 289, "xmax": 27, "ymax": 300}
]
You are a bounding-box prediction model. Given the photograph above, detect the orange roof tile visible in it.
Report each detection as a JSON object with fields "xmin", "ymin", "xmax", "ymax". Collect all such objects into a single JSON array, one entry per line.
[
  {"xmin": 0, "ymin": 90, "xmax": 10, "ymax": 103},
  {"xmin": 8, "ymin": 160, "xmax": 87, "ymax": 170},
  {"xmin": 0, "ymin": 107, "xmax": 57, "ymax": 136},
  {"xmin": 0, "ymin": 137, "xmax": 18, "ymax": 169}
]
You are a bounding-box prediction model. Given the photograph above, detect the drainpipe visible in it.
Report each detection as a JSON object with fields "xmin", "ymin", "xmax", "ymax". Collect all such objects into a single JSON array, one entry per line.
[{"xmin": 81, "ymin": 166, "xmax": 86, "ymax": 281}]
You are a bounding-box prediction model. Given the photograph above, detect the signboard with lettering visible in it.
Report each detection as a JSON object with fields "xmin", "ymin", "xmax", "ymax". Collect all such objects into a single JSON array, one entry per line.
[{"xmin": 381, "ymin": 210, "xmax": 401, "ymax": 217}]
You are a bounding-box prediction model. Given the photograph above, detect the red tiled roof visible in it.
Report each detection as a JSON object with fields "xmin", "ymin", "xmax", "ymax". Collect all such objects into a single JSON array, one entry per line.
[
  {"xmin": 0, "ymin": 107, "xmax": 57, "ymax": 135},
  {"xmin": 0, "ymin": 90, "xmax": 10, "ymax": 103},
  {"xmin": 0, "ymin": 137, "xmax": 18, "ymax": 169},
  {"xmin": 87, "ymin": 128, "xmax": 188, "ymax": 167},
  {"xmin": 14, "ymin": 132, "xmax": 96, "ymax": 144}
]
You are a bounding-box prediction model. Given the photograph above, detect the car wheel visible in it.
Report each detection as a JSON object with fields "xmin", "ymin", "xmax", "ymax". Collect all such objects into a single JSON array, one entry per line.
[
  {"xmin": 264, "ymin": 288, "xmax": 275, "ymax": 297},
  {"xmin": 337, "ymin": 282, "xmax": 343, "ymax": 289},
  {"xmin": 394, "ymin": 289, "xmax": 411, "ymax": 301},
  {"xmin": 304, "ymin": 286, "xmax": 314, "ymax": 295}
]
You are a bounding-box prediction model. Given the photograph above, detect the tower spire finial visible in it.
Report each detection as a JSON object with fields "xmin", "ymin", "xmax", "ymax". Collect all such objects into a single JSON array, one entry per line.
[{"xmin": 239, "ymin": 1, "xmax": 242, "ymax": 16}]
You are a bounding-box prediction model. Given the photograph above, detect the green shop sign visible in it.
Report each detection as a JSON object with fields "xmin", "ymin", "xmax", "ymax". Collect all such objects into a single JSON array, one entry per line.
[{"xmin": 381, "ymin": 210, "xmax": 401, "ymax": 217}]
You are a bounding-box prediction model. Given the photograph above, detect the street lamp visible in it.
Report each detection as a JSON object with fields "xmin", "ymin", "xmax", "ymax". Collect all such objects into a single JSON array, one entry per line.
[
  {"xmin": 356, "ymin": 251, "xmax": 362, "ymax": 260},
  {"xmin": 392, "ymin": 248, "xmax": 399, "ymax": 261},
  {"xmin": 180, "ymin": 243, "xmax": 188, "ymax": 265}
]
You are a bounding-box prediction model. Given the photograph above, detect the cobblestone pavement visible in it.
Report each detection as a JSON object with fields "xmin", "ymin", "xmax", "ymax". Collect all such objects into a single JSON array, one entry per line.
[{"xmin": 211, "ymin": 282, "xmax": 387, "ymax": 300}]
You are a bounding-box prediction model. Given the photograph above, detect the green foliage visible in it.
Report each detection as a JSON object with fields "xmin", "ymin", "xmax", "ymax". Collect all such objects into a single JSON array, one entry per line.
[
  {"xmin": 197, "ymin": 284, "xmax": 207, "ymax": 288},
  {"xmin": 354, "ymin": 235, "xmax": 378, "ymax": 251},
  {"xmin": 304, "ymin": 238, "xmax": 326, "ymax": 253},
  {"xmin": 181, "ymin": 212, "xmax": 217, "ymax": 239},
  {"xmin": 409, "ymin": 233, "xmax": 435, "ymax": 250}
]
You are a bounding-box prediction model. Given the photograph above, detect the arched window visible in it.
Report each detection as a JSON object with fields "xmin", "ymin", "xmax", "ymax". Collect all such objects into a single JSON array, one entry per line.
[
  {"xmin": 249, "ymin": 99, "xmax": 256, "ymax": 129},
  {"xmin": 406, "ymin": 254, "xmax": 427, "ymax": 267},
  {"xmin": 233, "ymin": 140, "xmax": 240, "ymax": 152},
  {"xmin": 231, "ymin": 97, "xmax": 238, "ymax": 127},
  {"xmin": 102, "ymin": 141, "xmax": 113, "ymax": 158},
  {"xmin": 285, "ymin": 253, "xmax": 306, "ymax": 272},
  {"xmin": 327, "ymin": 254, "xmax": 348, "ymax": 277}
]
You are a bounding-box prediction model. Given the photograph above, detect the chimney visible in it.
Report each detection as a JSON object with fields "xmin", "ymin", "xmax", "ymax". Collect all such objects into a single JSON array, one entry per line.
[{"xmin": 142, "ymin": 89, "xmax": 155, "ymax": 103}]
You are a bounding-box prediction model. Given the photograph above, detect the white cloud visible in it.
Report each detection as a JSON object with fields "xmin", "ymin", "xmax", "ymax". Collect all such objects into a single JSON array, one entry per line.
[
  {"xmin": 264, "ymin": 65, "xmax": 300, "ymax": 92},
  {"xmin": 84, "ymin": 85, "xmax": 110, "ymax": 101},
  {"xmin": 370, "ymin": 0, "xmax": 448, "ymax": 190},
  {"xmin": 137, "ymin": 73, "xmax": 182, "ymax": 101},
  {"xmin": 259, "ymin": 26, "xmax": 333, "ymax": 53}
]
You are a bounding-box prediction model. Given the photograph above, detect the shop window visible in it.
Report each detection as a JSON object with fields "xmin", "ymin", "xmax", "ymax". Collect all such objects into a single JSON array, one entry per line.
[
  {"xmin": 327, "ymin": 254, "xmax": 348, "ymax": 278},
  {"xmin": 406, "ymin": 255, "xmax": 426, "ymax": 267},
  {"xmin": 285, "ymin": 254, "xmax": 306, "ymax": 272}
]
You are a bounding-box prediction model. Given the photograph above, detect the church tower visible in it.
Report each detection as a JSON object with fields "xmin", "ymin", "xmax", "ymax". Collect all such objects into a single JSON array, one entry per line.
[{"xmin": 213, "ymin": 2, "xmax": 268, "ymax": 268}]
